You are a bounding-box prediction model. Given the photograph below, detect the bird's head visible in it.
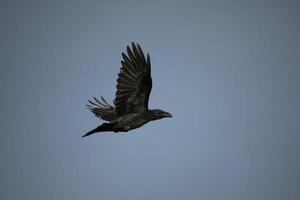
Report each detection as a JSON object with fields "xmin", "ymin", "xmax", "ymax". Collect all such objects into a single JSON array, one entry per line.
[{"xmin": 149, "ymin": 109, "xmax": 173, "ymax": 120}]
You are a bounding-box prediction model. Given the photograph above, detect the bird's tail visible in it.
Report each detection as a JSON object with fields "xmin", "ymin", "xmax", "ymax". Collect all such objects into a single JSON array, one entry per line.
[{"xmin": 82, "ymin": 123, "xmax": 114, "ymax": 138}]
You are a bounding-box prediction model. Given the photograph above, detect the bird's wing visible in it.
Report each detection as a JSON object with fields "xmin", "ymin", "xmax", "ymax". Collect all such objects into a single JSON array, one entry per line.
[
  {"xmin": 86, "ymin": 96, "xmax": 117, "ymax": 121},
  {"xmin": 114, "ymin": 42, "xmax": 152, "ymax": 116}
]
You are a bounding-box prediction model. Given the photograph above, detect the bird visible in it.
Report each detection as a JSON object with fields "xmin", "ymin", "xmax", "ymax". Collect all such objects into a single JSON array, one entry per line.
[{"xmin": 83, "ymin": 42, "xmax": 172, "ymax": 137}]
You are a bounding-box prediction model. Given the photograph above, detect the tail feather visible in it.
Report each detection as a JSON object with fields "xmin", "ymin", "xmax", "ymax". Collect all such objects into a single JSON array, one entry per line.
[{"xmin": 82, "ymin": 123, "xmax": 114, "ymax": 138}]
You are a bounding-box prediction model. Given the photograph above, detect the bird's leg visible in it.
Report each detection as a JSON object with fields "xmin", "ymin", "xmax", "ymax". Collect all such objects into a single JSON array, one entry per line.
[{"xmin": 124, "ymin": 126, "xmax": 130, "ymax": 132}]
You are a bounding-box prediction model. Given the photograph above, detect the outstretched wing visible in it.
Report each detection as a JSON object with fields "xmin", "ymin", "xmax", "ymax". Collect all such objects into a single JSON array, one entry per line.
[
  {"xmin": 86, "ymin": 96, "xmax": 116, "ymax": 121},
  {"xmin": 115, "ymin": 42, "xmax": 152, "ymax": 116}
]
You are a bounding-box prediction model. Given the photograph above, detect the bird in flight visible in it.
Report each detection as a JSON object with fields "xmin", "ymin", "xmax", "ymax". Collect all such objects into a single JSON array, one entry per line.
[{"xmin": 83, "ymin": 42, "xmax": 172, "ymax": 137}]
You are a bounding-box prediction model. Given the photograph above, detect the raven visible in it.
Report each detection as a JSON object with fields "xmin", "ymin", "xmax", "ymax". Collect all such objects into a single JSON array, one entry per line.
[{"xmin": 83, "ymin": 42, "xmax": 172, "ymax": 137}]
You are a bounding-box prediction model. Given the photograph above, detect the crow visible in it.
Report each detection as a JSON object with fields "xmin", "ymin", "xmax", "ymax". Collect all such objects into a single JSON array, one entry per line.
[{"xmin": 83, "ymin": 42, "xmax": 172, "ymax": 137}]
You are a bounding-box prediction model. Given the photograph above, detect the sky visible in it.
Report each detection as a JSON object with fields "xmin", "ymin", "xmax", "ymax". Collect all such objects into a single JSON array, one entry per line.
[{"xmin": 0, "ymin": 0, "xmax": 299, "ymax": 199}]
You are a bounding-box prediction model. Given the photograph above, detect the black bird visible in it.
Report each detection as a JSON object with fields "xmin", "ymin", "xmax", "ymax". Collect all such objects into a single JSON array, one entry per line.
[{"xmin": 83, "ymin": 42, "xmax": 172, "ymax": 137}]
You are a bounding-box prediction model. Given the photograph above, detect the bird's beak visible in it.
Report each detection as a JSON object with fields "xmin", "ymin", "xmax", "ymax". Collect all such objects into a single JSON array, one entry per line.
[{"xmin": 164, "ymin": 112, "xmax": 173, "ymax": 118}]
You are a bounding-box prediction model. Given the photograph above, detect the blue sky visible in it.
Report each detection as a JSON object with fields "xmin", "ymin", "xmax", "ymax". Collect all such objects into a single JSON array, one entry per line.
[{"xmin": 0, "ymin": 0, "xmax": 299, "ymax": 199}]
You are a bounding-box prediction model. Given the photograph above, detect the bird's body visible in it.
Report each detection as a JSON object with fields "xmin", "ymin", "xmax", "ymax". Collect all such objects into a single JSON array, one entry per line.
[
  {"xmin": 83, "ymin": 42, "xmax": 171, "ymax": 137},
  {"xmin": 110, "ymin": 112, "xmax": 149, "ymax": 132}
]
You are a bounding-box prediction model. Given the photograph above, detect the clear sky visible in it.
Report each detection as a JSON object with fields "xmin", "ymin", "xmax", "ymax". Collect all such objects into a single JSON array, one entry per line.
[{"xmin": 0, "ymin": 0, "xmax": 299, "ymax": 199}]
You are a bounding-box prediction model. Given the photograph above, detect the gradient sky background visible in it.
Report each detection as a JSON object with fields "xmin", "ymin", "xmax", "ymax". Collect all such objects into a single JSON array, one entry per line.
[{"xmin": 0, "ymin": 0, "xmax": 299, "ymax": 199}]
